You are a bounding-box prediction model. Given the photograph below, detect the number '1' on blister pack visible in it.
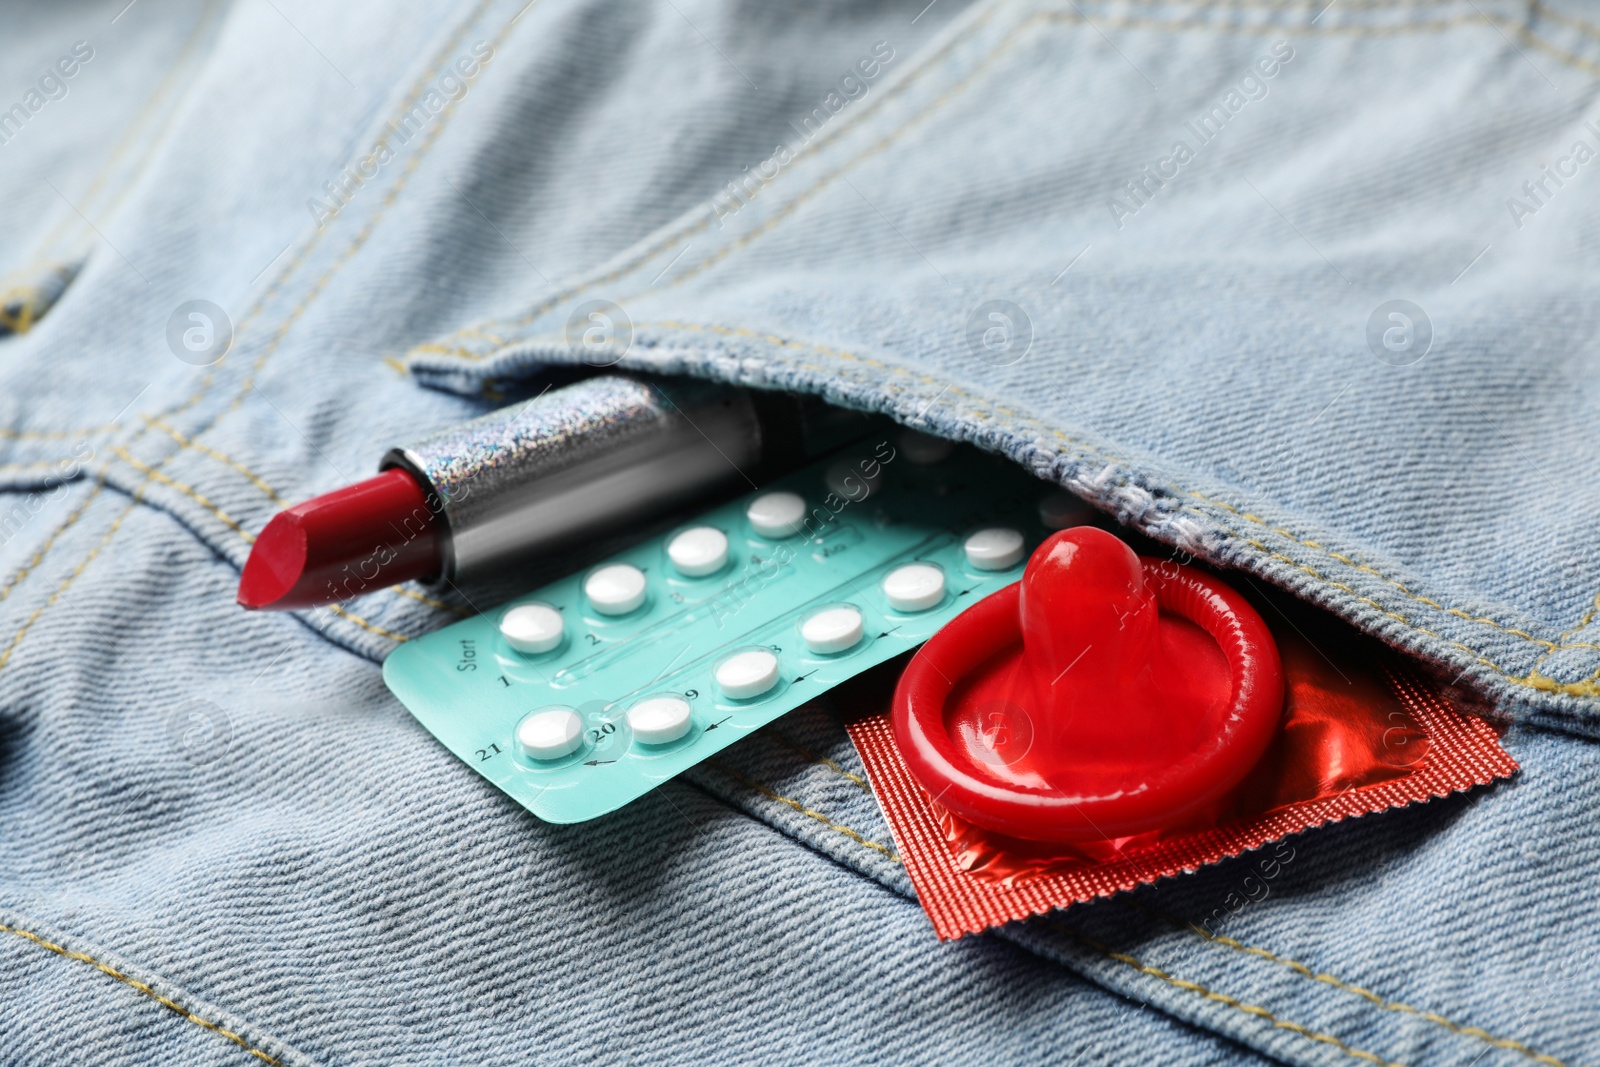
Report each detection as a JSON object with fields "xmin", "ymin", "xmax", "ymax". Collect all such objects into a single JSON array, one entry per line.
[{"xmin": 383, "ymin": 437, "xmax": 1062, "ymax": 823}]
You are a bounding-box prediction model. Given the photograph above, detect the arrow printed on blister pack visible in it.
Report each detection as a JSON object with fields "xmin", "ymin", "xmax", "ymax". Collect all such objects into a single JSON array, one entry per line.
[
  {"xmin": 704, "ymin": 716, "xmax": 733, "ymax": 732},
  {"xmin": 584, "ymin": 759, "xmax": 617, "ymax": 766}
]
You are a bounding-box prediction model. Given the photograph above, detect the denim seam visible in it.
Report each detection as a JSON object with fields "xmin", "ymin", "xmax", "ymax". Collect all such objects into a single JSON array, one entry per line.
[
  {"xmin": 1530, "ymin": 592, "xmax": 1600, "ymax": 680},
  {"xmin": 1191, "ymin": 497, "xmax": 1600, "ymax": 653},
  {"xmin": 0, "ymin": 488, "xmax": 142, "ymax": 675},
  {"xmin": 0, "ymin": 423, "xmax": 117, "ymax": 441},
  {"xmin": 706, "ymin": 760, "xmax": 901, "ymax": 862},
  {"xmin": 0, "ymin": 480, "xmax": 104, "ymax": 609},
  {"xmin": 123, "ymin": 431, "xmax": 464, "ymax": 620},
  {"xmin": 323, "ymin": 602, "xmax": 416, "ymax": 643},
  {"xmin": 633, "ymin": 8, "xmax": 1588, "ymax": 304},
  {"xmin": 389, "ymin": 586, "xmax": 471, "ymax": 615},
  {"xmin": 0, "ymin": 919, "xmax": 283, "ymax": 1065},
  {"xmin": 805, "ymin": 717, "xmax": 1556, "ymax": 1063},
  {"xmin": 1126, "ymin": 902, "xmax": 1574, "ymax": 1067},
  {"xmin": 405, "ymin": 0, "xmax": 1012, "ymax": 360},
  {"xmin": 410, "ymin": 1, "xmax": 1593, "ymax": 367},
  {"xmin": 622, "ymin": 319, "xmax": 1598, "ymax": 677},
  {"xmin": 113, "ymin": 445, "xmax": 256, "ymax": 543},
  {"xmin": 147, "ymin": 417, "xmax": 289, "ymax": 506},
  {"xmin": 138, "ymin": 421, "xmax": 468, "ymax": 617},
  {"xmin": 763, "ymin": 731, "xmax": 874, "ymax": 793},
  {"xmin": 0, "ymin": 0, "xmax": 515, "ymax": 663},
  {"xmin": 84, "ymin": 311, "xmax": 1600, "ymax": 697},
  {"xmin": 90, "ymin": 396, "xmax": 1600, "ymax": 659},
  {"xmin": 1044, "ymin": 923, "xmax": 1410, "ymax": 1067},
  {"xmin": 3, "ymin": 456, "xmax": 423, "ymax": 655},
  {"xmin": 142, "ymin": 0, "xmax": 506, "ymax": 440},
  {"xmin": 1535, "ymin": 0, "xmax": 1600, "ymax": 47},
  {"xmin": 721, "ymin": 758, "xmax": 1407, "ymax": 1067}
]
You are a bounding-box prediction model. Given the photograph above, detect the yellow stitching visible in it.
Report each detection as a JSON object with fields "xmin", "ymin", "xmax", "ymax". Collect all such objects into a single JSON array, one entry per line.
[
  {"xmin": 145, "ymin": 419, "xmax": 287, "ymax": 507},
  {"xmin": 1553, "ymin": 593, "xmax": 1600, "ymax": 647},
  {"xmin": 406, "ymin": 0, "xmax": 1011, "ymax": 359},
  {"xmin": 1513, "ymin": 7, "xmax": 1600, "ymax": 79},
  {"xmin": 628, "ymin": 13, "xmax": 1055, "ymax": 301},
  {"xmin": 0, "ymin": 481, "xmax": 105, "ymax": 606},
  {"xmin": 1046, "ymin": 924, "xmax": 1409, "ymax": 1067},
  {"xmin": 0, "ymin": 921, "xmax": 280, "ymax": 1066},
  {"xmin": 0, "ymin": 424, "xmax": 115, "ymax": 441},
  {"xmin": 765, "ymin": 732, "xmax": 873, "ymax": 792},
  {"xmin": 722, "ymin": 759, "xmax": 1410, "ymax": 1067},
  {"xmin": 0, "ymin": 496, "xmax": 140, "ymax": 674},
  {"xmin": 151, "ymin": 0, "xmax": 505, "ymax": 432},
  {"xmin": 390, "ymin": 585, "xmax": 470, "ymax": 615},
  {"xmin": 709, "ymin": 761, "xmax": 900, "ymax": 861},
  {"xmin": 1132, "ymin": 904, "xmax": 1571, "ymax": 1067},
  {"xmin": 326, "ymin": 602, "xmax": 412, "ymax": 643},
  {"xmin": 649, "ymin": 11, "xmax": 1520, "ymax": 297},
  {"xmin": 1531, "ymin": 0, "xmax": 1600, "ymax": 45},
  {"xmin": 206, "ymin": 0, "xmax": 529, "ymax": 429},
  {"xmin": 0, "ymin": 460, "xmax": 91, "ymax": 474},
  {"xmin": 713, "ymin": 757, "xmax": 1427, "ymax": 1067},
  {"xmin": 1220, "ymin": 530, "xmax": 1600, "ymax": 694},
  {"xmin": 113, "ymin": 447, "xmax": 255, "ymax": 544},
  {"xmin": 421, "ymin": 1, "xmax": 1579, "ymax": 362},
  {"xmin": 1190, "ymin": 494, "xmax": 1600, "ymax": 653}
]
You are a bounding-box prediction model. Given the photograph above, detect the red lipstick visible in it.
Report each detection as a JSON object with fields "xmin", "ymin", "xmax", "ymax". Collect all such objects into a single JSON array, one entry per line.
[
  {"xmin": 238, "ymin": 469, "xmax": 439, "ymax": 610},
  {"xmin": 237, "ymin": 375, "xmax": 876, "ymax": 612}
]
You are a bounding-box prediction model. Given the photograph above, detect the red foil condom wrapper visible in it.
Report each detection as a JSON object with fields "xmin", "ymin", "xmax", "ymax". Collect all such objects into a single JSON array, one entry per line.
[{"xmin": 845, "ymin": 626, "xmax": 1518, "ymax": 941}]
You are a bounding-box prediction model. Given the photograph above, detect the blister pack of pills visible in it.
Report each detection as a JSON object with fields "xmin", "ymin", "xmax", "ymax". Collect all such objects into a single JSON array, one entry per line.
[{"xmin": 383, "ymin": 435, "xmax": 1063, "ymax": 823}]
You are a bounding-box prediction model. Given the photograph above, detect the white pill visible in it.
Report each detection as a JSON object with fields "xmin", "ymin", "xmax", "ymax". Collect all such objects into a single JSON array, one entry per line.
[
  {"xmin": 898, "ymin": 428, "xmax": 954, "ymax": 465},
  {"xmin": 585, "ymin": 563, "xmax": 647, "ymax": 615},
  {"xmin": 627, "ymin": 696, "xmax": 693, "ymax": 745},
  {"xmin": 747, "ymin": 491, "xmax": 807, "ymax": 538},
  {"xmin": 716, "ymin": 649, "xmax": 780, "ymax": 700},
  {"xmin": 801, "ymin": 606, "xmax": 864, "ymax": 655},
  {"xmin": 883, "ymin": 563, "xmax": 946, "ymax": 612},
  {"xmin": 825, "ymin": 458, "xmax": 883, "ymax": 500},
  {"xmin": 1038, "ymin": 489, "xmax": 1094, "ymax": 530},
  {"xmin": 667, "ymin": 526, "xmax": 728, "ymax": 577},
  {"xmin": 516, "ymin": 707, "xmax": 583, "ymax": 761},
  {"xmin": 500, "ymin": 603, "xmax": 565, "ymax": 654},
  {"xmin": 964, "ymin": 527, "xmax": 1025, "ymax": 571}
]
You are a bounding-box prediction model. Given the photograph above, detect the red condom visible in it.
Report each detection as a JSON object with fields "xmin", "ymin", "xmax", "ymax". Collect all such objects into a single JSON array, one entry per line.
[
  {"xmin": 852, "ymin": 528, "xmax": 1518, "ymax": 940},
  {"xmin": 892, "ymin": 528, "xmax": 1283, "ymax": 842}
]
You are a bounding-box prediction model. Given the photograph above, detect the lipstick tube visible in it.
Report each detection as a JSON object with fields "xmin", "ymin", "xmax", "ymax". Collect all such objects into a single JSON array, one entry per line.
[{"xmin": 237, "ymin": 375, "xmax": 875, "ymax": 610}]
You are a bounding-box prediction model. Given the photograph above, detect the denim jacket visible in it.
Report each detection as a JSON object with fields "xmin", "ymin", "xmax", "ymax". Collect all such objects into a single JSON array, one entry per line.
[{"xmin": 1, "ymin": 0, "xmax": 1596, "ymax": 1062}]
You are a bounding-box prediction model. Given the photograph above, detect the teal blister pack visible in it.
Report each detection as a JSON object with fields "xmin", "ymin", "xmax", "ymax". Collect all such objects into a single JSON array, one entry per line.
[{"xmin": 382, "ymin": 439, "xmax": 1053, "ymax": 823}]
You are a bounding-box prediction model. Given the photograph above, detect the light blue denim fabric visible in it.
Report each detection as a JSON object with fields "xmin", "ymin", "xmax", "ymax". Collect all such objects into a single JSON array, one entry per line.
[{"xmin": 2, "ymin": 0, "xmax": 1598, "ymax": 1064}]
